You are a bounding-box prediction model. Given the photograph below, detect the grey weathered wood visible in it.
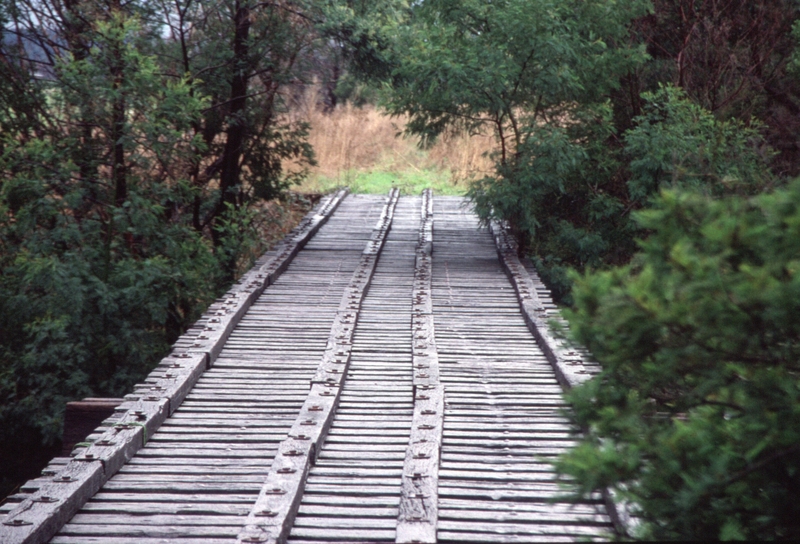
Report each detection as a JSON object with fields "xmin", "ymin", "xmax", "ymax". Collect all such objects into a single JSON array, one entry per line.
[
  {"xmin": 0, "ymin": 191, "xmax": 347, "ymax": 544},
  {"xmin": 488, "ymin": 219, "xmax": 628, "ymax": 537},
  {"xmin": 396, "ymin": 385, "xmax": 444, "ymax": 544},
  {"xmin": 238, "ymin": 190, "xmax": 400, "ymax": 544},
  {"xmin": 6, "ymin": 193, "xmax": 618, "ymax": 544},
  {"xmin": 397, "ymin": 189, "xmax": 442, "ymax": 544},
  {"xmin": 488, "ymin": 220, "xmax": 590, "ymax": 389},
  {"xmin": 185, "ymin": 189, "xmax": 349, "ymax": 366},
  {"xmin": 0, "ymin": 461, "xmax": 103, "ymax": 544}
]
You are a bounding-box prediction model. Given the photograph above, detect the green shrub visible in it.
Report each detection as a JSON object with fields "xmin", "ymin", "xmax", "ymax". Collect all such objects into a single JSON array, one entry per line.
[{"xmin": 558, "ymin": 183, "xmax": 800, "ymax": 540}]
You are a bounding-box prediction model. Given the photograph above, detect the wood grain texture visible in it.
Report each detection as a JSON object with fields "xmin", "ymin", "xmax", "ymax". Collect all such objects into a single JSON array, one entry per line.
[
  {"xmin": 488, "ymin": 220, "xmax": 593, "ymax": 389},
  {"xmin": 3, "ymin": 192, "xmax": 619, "ymax": 544},
  {"xmin": 488, "ymin": 218, "xmax": 627, "ymax": 536},
  {"xmin": 432, "ymin": 196, "xmax": 612, "ymax": 543},
  {"xmin": 238, "ymin": 190, "xmax": 400, "ymax": 544},
  {"xmin": 397, "ymin": 189, "xmax": 443, "ymax": 544},
  {"xmin": 0, "ymin": 191, "xmax": 348, "ymax": 544}
]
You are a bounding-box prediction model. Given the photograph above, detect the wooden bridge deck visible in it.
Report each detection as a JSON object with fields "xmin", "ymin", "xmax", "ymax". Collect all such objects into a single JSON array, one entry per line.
[{"xmin": 1, "ymin": 191, "xmax": 612, "ymax": 544}]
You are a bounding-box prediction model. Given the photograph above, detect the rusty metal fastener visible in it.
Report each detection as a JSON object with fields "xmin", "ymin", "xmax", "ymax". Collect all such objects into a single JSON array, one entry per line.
[
  {"xmin": 309, "ymin": 405, "xmax": 323, "ymax": 411},
  {"xmin": 284, "ymin": 449, "xmax": 304, "ymax": 457},
  {"xmin": 255, "ymin": 509, "xmax": 278, "ymax": 517},
  {"xmin": 53, "ymin": 475, "xmax": 77, "ymax": 482},
  {"xmin": 300, "ymin": 420, "xmax": 316, "ymax": 426},
  {"xmin": 277, "ymin": 467, "xmax": 296, "ymax": 474},
  {"xmin": 421, "ymin": 409, "xmax": 436, "ymax": 415},
  {"xmin": 33, "ymin": 496, "xmax": 58, "ymax": 503}
]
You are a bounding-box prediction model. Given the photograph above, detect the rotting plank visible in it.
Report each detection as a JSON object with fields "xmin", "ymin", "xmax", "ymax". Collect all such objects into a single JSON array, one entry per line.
[{"xmin": 237, "ymin": 189, "xmax": 400, "ymax": 544}]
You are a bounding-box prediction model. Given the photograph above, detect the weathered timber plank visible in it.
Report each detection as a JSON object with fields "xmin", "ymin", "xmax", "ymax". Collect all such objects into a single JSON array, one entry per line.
[
  {"xmin": 238, "ymin": 189, "xmax": 400, "ymax": 544},
  {"xmin": 431, "ymin": 196, "xmax": 610, "ymax": 543},
  {"xmin": 488, "ymin": 220, "xmax": 591, "ymax": 390},
  {"xmin": 0, "ymin": 191, "xmax": 348, "ymax": 544},
  {"xmin": 397, "ymin": 189, "xmax": 442, "ymax": 544},
  {"xmin": 489, "ymin": 218, "xmax": 627, "ymax": 536}
]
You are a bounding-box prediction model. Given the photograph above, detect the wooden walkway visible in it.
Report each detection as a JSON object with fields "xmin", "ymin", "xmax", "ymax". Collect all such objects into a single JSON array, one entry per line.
[{"xmin": 1, "ymin": 191, "xmax": 614, "ymax": 544}]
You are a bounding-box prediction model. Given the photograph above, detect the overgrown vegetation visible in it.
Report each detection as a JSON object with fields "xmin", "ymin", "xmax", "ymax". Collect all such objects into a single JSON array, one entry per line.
[
  {"xmin": 561, "ymin": 185, "xmax": 800, "ymax": 539},
  {"xmin": 0, "ymin": 0, "xmax": 331, "ymax": 497},
  {"xmin": 3, "ymin": 0, "xmax": 799, "ymax": 537},
  {"xmin": 372, "ymin": 0, "xmax": 800, "ymax": 539}
]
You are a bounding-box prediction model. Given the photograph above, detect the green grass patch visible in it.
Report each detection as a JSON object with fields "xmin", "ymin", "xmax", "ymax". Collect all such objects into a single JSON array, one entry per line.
[{"xmin": 296, "ymin": 168, "xmax": 468, "ymax": 196}]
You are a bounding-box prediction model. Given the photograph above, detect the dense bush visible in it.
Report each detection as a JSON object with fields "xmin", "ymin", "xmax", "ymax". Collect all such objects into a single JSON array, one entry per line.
[
  {"xmin": 471, "ymin": 86, "xmax": 773, "ymax": 301},
  {"xmin": 0, "ymin": 0, "xmax": 326, "ymax": 497},
  {"xmin": 558, "ymin": 183, "xmax": 800, "ymax": 540}
]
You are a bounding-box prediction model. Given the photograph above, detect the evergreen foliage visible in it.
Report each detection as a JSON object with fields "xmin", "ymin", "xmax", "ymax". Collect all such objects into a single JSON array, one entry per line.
[
  {"xmin": 559, "ymin": 184, "xmax": 800, "ymax": 540},
  {"xmin": 385, "ymin": 0, "xmax": 794, "ymax": 302},
  {"xmin": 0, "ymin": 0, "xmax": 333, "ymax": 496},
  {"xmin": 372, "ymin": 1, "xmax": 800, "ymax": 538}
]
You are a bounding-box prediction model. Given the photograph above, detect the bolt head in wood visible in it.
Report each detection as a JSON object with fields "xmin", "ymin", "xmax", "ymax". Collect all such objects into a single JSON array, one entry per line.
[
  {"xmin": 3, "ymin": 519, "xmax": 32, "ymax": 526},
  {"xmin": 265, "ymin": 487, "xmax": 286, "ymax": 495}
]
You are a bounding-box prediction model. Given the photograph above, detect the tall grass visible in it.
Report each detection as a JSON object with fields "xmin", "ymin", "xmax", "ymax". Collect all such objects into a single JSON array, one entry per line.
[{"xmin": 286, "ymin": 91, "xmax": 496, "ymax": 195}]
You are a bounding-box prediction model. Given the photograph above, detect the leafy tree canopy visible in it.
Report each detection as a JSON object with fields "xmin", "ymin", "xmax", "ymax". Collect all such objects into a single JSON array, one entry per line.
[{"xmin": 559, "ymin": 182, "xmax": 800, "ymax": 540}]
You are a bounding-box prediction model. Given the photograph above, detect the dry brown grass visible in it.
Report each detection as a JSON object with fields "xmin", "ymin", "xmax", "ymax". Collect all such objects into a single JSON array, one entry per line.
[{"xmin": 285, "ymin": 89, "xmax": 496, "ymax": 193}]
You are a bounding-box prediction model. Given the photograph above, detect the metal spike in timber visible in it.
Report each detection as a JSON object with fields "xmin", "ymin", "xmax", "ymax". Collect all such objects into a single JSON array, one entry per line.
[{"xmin": 1, "ymin": 190, "xmax": 622, "ymax": 544}]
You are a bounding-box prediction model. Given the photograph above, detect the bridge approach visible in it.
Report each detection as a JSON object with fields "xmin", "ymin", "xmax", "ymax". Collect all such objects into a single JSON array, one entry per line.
[{"xmin": 1, "ymin": 190, "xmax": 615, "ymax": 543}]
